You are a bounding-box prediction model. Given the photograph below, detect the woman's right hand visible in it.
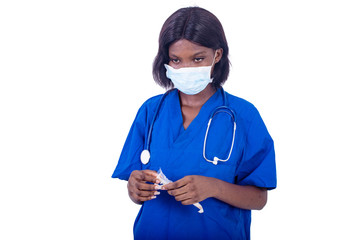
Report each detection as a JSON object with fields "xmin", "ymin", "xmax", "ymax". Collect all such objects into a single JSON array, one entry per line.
[{"xmin": 127, "ymin": 170, "xmax": 161, "ymax": 204}]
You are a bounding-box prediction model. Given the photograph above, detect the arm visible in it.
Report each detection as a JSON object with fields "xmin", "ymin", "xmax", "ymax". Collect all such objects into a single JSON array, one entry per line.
[
  {"xmin": 212, "ymin": 177, "xmax": 267, "ymax": 210},
  {"xmin": 162, "ymin": 175, "xmax": 267, "ymax": 210}
]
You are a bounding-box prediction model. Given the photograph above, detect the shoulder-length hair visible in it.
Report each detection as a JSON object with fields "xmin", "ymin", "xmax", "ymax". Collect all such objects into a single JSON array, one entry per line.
[{"xmin": 153, "ymin": 7, "xmax": 230, "ymax": 89}]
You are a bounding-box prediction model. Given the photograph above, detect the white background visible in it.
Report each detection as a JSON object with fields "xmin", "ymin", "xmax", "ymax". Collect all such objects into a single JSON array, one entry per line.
[{"xmin": 1, "ymin": 0, "xmax": 359, "ymax": 239}]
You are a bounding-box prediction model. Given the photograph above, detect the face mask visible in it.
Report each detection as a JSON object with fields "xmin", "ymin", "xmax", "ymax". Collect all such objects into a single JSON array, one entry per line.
[{"xmin": 164, "ymin": 51, "xmax": 217, "ymax": 95}]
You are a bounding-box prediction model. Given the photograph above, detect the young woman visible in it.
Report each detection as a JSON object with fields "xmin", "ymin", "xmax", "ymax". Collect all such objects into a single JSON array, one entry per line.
[{"xmin": 112, "ymin": 7, "xmax": 276, "ymax": 240}]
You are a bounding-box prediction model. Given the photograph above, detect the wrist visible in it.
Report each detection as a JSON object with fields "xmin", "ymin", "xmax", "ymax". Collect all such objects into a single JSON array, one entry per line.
[{"xmin": 208, "ymin": 177, "xmax": 221, "ymax": 199}]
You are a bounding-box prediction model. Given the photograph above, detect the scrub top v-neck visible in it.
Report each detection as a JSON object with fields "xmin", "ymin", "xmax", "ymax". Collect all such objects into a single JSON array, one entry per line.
[{"xmin": 167, "ymin": 89, "xmax": 221, "ymax": 148}]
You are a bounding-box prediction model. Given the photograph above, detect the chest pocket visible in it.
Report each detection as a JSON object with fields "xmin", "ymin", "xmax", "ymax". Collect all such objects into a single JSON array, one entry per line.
[{"xmin": 199, "ymin": 159, "xmax": 236, "ymax": 183}]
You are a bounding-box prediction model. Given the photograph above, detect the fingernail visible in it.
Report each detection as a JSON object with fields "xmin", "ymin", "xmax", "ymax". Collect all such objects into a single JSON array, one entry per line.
[
  {"xmin": 155, "ymin": 185, "xmax": 162, "ymax": 190},
  {"xmin": 154, "ymin": 191, "xmax": 160, "ymax": 195},
  {"xmin": 151, "ymin": 196, "xmax": 156, "ymax": 199}
]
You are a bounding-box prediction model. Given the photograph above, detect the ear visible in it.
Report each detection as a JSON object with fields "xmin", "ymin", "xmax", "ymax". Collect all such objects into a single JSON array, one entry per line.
[{"xmin": 215, "ymin": 48, "xmax": 223, "ymax": 64}]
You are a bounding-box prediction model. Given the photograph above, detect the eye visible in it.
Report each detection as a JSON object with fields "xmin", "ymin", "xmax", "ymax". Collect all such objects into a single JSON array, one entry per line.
[
  {"xmin": 170, "ymin": 59, "xmax": 180, "ymax": 64},
  {"xmin": 194, "ymin": 57, "xmax": 204, "ymax": 63}
]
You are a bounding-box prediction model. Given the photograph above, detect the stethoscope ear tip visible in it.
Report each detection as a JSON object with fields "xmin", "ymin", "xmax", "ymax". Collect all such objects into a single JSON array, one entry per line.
[{"xmin": 141, "ymin": 149, "xmax": 150, "ymax": 165}]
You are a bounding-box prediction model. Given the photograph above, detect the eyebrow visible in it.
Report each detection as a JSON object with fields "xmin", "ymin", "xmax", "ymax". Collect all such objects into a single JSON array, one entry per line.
[
  {"xmin": 193, "ymin": 51, "xmax": 207, "ymax": 56},
  {"xmin": 169, "ymin": 51, "xmax": 208, "ymax": 58}
]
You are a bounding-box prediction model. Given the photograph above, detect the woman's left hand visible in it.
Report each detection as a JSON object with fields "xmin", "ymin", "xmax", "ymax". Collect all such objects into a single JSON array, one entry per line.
[{"xmin": 162, "ymin": 175, "xmax": 217, "ymax": 205}]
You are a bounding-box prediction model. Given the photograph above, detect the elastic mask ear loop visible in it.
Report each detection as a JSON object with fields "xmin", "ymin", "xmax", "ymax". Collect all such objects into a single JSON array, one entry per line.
[
  {"xmin": 210, "ymin": 50, "xmax": 218, "ymax": 81},
  {"xmin": 212, "ymin": 50, "xmax": 218, "ymax": 66}
]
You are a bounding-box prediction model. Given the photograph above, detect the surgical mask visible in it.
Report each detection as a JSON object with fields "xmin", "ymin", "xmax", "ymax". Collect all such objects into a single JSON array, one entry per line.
[{"xmin": 164, "ymin": 51, "xmax": 217, "ymax": 95}]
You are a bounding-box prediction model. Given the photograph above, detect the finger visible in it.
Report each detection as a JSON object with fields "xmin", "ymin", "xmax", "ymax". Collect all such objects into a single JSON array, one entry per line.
[
  {"xmin": 133, "ymin": 170, "xmax": 158, "ymax": 184},
  {"xmin": 137, "ymin": 195, "xmax": 158, "ymax": 202},
  {"xmin": 141, "ymin": 170, "xmax": 160, "ymax": 184},
  {"xmin": 129, "ymin": 188, "xmax": 158, "ymax": 203},
  {"xmin": 136, "ymin": 189, "xmax": 160, "ymax": 198},
  {"xmin": 163, "ymin": 178, "xmax": 188, "ymax": 190},
  {"xmin": 167, "ymin": 184, "xmax": 189, "ymax": 197},
  {"xmin": 142, "ymin": 170, "xmax": 158, "ymax": 178},
  {"xmin": 136, "ymin": 181, "xmax": 161, "ymax": 191},
  {"xmin": 174, "ymin": 192, "xmax": 191, "ymax": 203},
  {"xmin": 166, "ymin": 189, "xmax": 193, "ymax": 205},
  {"xmin": 180, "ymin": 198, "xmax": 195, "ymax": 206},
  {"xmin": 130, "ymin": 185, "xmax": 160, "ymax": 199}
]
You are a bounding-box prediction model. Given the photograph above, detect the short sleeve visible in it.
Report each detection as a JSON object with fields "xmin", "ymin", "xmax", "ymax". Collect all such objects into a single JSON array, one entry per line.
[
  {"xmin": 236, "ymin": 108, "xmax": 277, "ymax": 190},
  {"xmin": 111, "ymin": 104, "xmax": 148, "ymax": 181}
]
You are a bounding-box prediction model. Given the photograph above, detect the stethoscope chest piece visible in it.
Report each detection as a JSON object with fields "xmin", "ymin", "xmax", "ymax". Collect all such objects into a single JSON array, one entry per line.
[{"xmin": 140, "ymin": 149, "xmax": 150, "ymax": 165}]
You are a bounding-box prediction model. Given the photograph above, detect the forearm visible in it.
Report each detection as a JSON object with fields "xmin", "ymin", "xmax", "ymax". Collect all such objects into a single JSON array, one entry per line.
[{"xmin": 210, "ymin": 178, "xmax": 267, "ymax": 210}]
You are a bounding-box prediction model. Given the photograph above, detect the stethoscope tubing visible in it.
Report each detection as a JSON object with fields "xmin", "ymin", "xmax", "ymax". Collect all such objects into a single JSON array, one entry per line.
[
  {"xmin": 141, "ymin": 88, "xmax": 236, "ymax": 165},
  {"xmin": 145, "ymin": 89, "xmax": 173, "ymax": 151},
  {"xmin": 203, "ymin": 108, "xmax": 237, "ymax": 165}
]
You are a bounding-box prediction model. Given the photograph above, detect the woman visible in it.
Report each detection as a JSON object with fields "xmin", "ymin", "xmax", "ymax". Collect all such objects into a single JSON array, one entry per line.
[{"xmin": 112, "ymin": 7, "xmax": 276, "ymax": 240}]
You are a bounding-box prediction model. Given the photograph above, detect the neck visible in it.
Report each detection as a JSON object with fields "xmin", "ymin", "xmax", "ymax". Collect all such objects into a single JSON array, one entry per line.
[{"xmin": 179, "ymin": 85, "xmax": 217, "ymax": 108}]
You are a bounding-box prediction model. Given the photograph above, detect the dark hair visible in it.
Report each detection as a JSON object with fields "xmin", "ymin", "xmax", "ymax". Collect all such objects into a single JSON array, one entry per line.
[{"xmin": 152, "ymin": 7, "xmax": 230, "ymax": 89}]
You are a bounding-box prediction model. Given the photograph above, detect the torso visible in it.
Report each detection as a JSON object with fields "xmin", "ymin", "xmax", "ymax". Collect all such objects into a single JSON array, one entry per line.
[{"xmin": 133, "ymin": 88, "xmax": 258, "ymax": 240}]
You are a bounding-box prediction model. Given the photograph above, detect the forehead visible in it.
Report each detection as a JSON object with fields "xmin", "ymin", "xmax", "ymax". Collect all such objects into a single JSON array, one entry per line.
[{"xmin": 168, "ymin": 39, "xmax": 212, "ymax": 55}]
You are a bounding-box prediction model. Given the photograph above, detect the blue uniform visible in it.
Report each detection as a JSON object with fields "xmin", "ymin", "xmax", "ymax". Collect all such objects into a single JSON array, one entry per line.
[{"xmin": 112, "ymin": 88, "xmax": 276, "ymax": 240}]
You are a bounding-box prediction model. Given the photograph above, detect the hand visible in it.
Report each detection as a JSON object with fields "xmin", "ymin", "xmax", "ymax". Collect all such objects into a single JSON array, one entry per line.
[
  {"xmin": 162, "ymin": 175, "xmax": 216, "ymax": 205},
  {"xmin": 127, "ymin": 170, "xmax": 161, "ymax": 204}
]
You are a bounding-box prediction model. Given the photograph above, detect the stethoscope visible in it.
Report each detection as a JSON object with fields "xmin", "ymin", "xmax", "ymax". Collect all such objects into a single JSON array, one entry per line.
[{"xmin": 140, "ymin": 88, "xmax": 236, "ymax": 165}]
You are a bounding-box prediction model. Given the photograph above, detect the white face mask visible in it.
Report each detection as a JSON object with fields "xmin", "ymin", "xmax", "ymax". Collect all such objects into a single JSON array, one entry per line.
[{"xmin": 164, "ymin": 51, "xmax": 217, "ymax": 95}]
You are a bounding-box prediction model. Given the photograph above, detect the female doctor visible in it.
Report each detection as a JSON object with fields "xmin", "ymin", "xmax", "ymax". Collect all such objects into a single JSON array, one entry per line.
[{"xmin": 112, "ymin": 7, "xmax": 276, "ymax": 240}]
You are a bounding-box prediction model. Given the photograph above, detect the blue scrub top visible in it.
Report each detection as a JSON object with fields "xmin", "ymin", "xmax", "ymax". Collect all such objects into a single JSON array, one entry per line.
[{"xmin": 112, "ymin": 88, "xmax": 277, "ymax": 240}]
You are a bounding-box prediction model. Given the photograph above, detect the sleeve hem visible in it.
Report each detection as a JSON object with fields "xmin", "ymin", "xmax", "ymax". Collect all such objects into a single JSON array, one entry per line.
[{"xmin": 111, "ymin": 174, "xmax": 130, "ymax": 181}]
